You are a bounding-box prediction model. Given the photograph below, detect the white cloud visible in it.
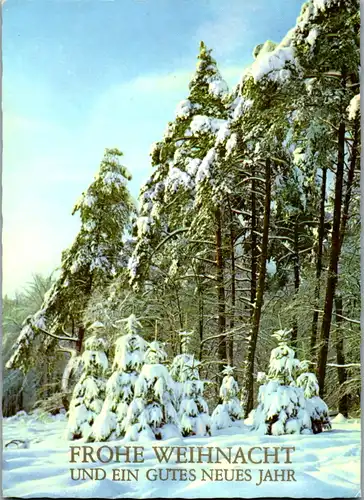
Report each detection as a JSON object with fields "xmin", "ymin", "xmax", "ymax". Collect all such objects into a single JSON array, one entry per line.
[
  {"xmin": 122, "ymin": 70, "xmax": 194, "ymax": 93},
  {"xmin": 84, "ymin": 65, "xmax": 243, "ymax": 185},
  {"xmin": 89, "ymin": 65, "xmax": 243, "ymax": 129},
  {"xmin": 194, "ymin": 0, "xmax": 263, "ymax": 58}
]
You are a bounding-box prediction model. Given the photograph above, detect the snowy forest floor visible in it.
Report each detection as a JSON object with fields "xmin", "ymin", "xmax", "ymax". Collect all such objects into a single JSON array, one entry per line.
[{"xmin": 2, "ymin": 412, "xmax": 361, "ymax": 499}]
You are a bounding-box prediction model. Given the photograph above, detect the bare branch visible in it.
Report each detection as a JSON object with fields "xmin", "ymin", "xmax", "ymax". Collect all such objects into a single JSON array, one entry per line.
[{"xmin": 37, "ymin": 326, "xmax": 78, "ymax": 343}]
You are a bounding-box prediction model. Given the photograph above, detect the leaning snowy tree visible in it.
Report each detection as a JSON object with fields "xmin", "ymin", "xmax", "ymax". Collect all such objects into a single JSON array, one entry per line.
[
  {"xmin": 2, "ymin": 273, "xmax": 55, "ymax": 416},
  {"xmin": 124, "ymin": 341, "xmax": 179, "ymax": 441},
  {"xmin": 252, "ymin": 329, "xmax": 312, "ymax": 435},
  {"xmin": 211, "ymin": 365, "xmax": 244, "ymax": 431},
  {"xmin": 6, "ymin": 148, "xmax": 136, "ymax": 405},
  {"xmin": 65, "ymin": 332, "xmax": 108, "ymax": 440},
  {"xmin": 91, "ymin": 314, "xmax": 146, "ymax": 441}
]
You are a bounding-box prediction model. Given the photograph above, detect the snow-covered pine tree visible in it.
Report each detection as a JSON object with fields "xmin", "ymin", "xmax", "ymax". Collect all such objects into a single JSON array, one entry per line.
[
  {"xmin": 292, "ymin": 0, "xmax": 360, "ymax": 396},
  {"xmin": 169, "ymin": 331, "xmax": 195, "ymax": 411},
  {"xmin": 129, "ymin": 40, "xmax": 230, "ymax": 280},
  {"xmin": 296, "ymin": 367, "xmax": 331, "ymax": 434},
  {"xmin": 7, "ymin": 149, "xmax": 136, "ymax": 388},
  {"xmin": 179, "ymin": 357, "xmax": 210, "ymax": 437},
  {"xmin": 271, "ymin": 163, "xmax": 319, "ymax": 347},
  {"xmin": 91, "ymin": 314, "xmax": 146, "ymax": 441},
  {"xmin": 124, "ymin": 341, "xmax": 179, "ymax": 440},
  {"xmin": 252, "ymin": 329, "xmax": 311, "ymax": 435},
  {"xmin": 211, "ymin": 365, "xmax": 244, "ymax": 431},
  {"xmin": 125, "ymin": 42, "xmax": 239, "ymax": 389},
  {"xmin": 197, "ymin": 30, "xmax": 303, "ymax": 414},
  {"xmin": 128, "ymin": 44, "xmax": 231, "ymax": 371},
  {"xmin": 65, "ymin": 331, "xmax": 108, "ymax": 440}
]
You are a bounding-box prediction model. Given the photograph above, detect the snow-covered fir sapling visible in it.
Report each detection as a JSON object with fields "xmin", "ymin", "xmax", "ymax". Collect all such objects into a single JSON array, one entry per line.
[
  {"xmin": 256, "ymin": 371, "xmax": 268, "ymax": 385},
  {"xmin": 65, "ymin": 329, "xmax": 108, "ymax": 440},
  {"xmin": 296, "ymin": 363, "xmax": 331, "ymax": 434},
  {"xmin": 180, "ymin": 330, "xmax": 193, "ymax": 354},
  {"xmin": 125, "ymin": 340, "xmax": 179, "ymax": 441},
  {"xmin": 211, "ymin": 365, "xmax": 244, "ymax": 431},
  {"xmin": 91, "ymin": 314, "xmax": 146, "ymax": 441},
  {"xmin": 169, "ymin": 331, "xmax": 195, "ymax": 411},
  {"xmin": 179, "ymin": 357, "xmax": 211, "ymax": 437},
  {"xmin": 252, "ymin": 329, "xmax": 311, "ymax": 435}
]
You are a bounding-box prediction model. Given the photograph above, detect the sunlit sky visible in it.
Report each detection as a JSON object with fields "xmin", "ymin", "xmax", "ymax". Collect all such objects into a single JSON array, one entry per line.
[{"xmin": 2, "ymin": 0, "xmax": 303, "ymax": 296}]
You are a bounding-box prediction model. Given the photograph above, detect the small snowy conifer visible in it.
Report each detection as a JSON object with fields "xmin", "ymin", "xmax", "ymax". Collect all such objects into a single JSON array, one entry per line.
[
  {"xmin": 169, "ymin": 331, "xmax": 195, "ymax": 411},
  {"xmin": 296, "ymin": 368, "xmax": 331, "ymax": 434},
  {"xmin": 179, "ymin": 357, "xmax": 211, "ymax": 437},
  {"xmin": 211, "ymin": 365, "xmax": 244, "ymax": 431},
  {"xmin": 65, "ymin": 334, "xmax": 108, "ymax": 440},
  {"xmin": 252, "ymin": 329, "xmax": 311, "ymax": 435},
  {"xmin": 91, "ymin": 315, "xmax": 146, "ymax": 441},
  {"xmin": 124, "ymin": 341, "xmax": 179, "ymax": 440}
]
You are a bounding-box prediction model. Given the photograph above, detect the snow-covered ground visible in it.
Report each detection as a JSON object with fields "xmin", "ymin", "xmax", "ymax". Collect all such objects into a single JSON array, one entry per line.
[{"xmin": 3, "ymin": 411, "xmax": 361, "ymax": 498}]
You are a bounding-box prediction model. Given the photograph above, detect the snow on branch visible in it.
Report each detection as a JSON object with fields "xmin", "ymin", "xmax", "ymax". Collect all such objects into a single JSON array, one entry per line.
[{"xmin": 154, "ymin": 228, "xmax": 189, "ymax": 252}]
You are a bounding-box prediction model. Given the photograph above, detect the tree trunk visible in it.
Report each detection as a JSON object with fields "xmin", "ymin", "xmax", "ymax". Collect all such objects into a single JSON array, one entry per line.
[
  {"xmin": 334, "ymin": 295, "xmax": 349, "ymax": 417},
  {"xmin": 215, "ymin": 208, "xmax": 227, "ymax": 367},
  {"xmin": 250, "ymin": 168, "xmax": 258, "ymax": 317},
  {"xmin": 19, "ymin": 389, "xmax": 24, "ymax": 411},
  {"xmin": 340, "ymin": 118, "xmax": 359, "ymax": 244},
  {"xmin": 175, "ymin": 289, "xmax": 184, "ymax": 333},
  {"xmin": 43, "ymin": 365, "xmax": 49, "ymax": 399},
  {"xmin": 292, "ymin": 221, "xmax": 300, "ymax": 346},
  {"xmin": 331, "ymin": 118, "xmax": 359, "ymax": 415},
  {"xmin": 310, "ymin": 166, "xmax": 327, "ymax": 356},
  {"xmin": 60, "ymin": 323, "xmax": 86, "ymax": 411},
  {"xmin": 228, "ymin": 212, "xmax": 235, "ymax": 366},
  {"xmin": 198, "ymin": 283, "xmax": 204, "ymax": 362},
  {"xmin": 75, "ymin": 325, "xmax": 85, "ymax": 353},
  {"xmin": 316, "ymin": 121, "xmax": 345, "ymax": 396},
  {"xmin": 241, "ymin": 159, "xmax": 271, "ymax": 417}
]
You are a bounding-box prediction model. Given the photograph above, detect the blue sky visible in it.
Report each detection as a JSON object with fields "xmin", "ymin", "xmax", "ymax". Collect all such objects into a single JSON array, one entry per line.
[{"xmin": 3, "ymin": 0, "xmax": 303, "ymax": 296}]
